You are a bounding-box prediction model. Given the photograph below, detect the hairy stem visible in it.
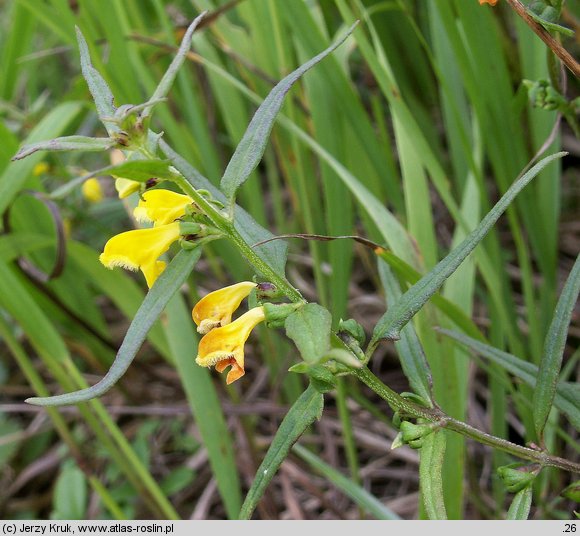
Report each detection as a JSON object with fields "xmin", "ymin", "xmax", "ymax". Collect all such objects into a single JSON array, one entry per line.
[{"xmin": 354, "ymin": 367, "xmax": 580, "ymax": 474}]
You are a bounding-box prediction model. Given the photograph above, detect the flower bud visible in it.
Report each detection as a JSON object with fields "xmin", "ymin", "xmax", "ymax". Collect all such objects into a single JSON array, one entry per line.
[
  {"xmin": 338, "ymin": 318, "xmax": 366, "ymax": 346},
  {"xmin": 497, "ymin": 463, "xmax": 539, "ymax": 493}
]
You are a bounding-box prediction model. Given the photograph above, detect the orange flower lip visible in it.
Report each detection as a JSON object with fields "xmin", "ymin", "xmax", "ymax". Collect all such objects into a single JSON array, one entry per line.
[{"xmin": 195, "ymin": 306, "xmax": 265, "ymax": 384}]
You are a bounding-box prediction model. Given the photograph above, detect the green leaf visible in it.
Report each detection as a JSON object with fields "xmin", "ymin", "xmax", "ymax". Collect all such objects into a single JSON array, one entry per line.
[
  {"xmin": 439, "ymin": 329, "xmax": 580, "ymax": 431},
  {"xmin": 533, "ymin": 254, "xmax": 580, "ymax": 441},
  {"xmin": 239, "ymin": 385, "xmax": 324, "ymax": 519},
  {"xmin": 0, "ymin": 233, "xmax": 53, "ymax": 263},
  {"xmin": 220, "ymin": 22, "xmax": 358, "ymax": 202},
  {"xmin": 419, "ymin": 430, "xmax": 447, "ymax": 520},
  {"xmin": 160, "ymin": 139, "xmax": 288, "ymax": 274},
  {"xmin": 25, "ymin": 248, "xmax": 201, "ymax": 406},
  {"xmin": 160, "ymin": 467, "xmax": 196, "ymax": 497},
  {"xmin": 142, "ymin": 13, "xmax": 206, "ymax": 120},
  {"xmin": 526, "ymin": 8, "xmax": 574, "ymax": 37},
  {"xmin": 378, "ymin": 259, "xmax": 432, "ymax": 405},
  {"xmin": 75, "ymin": 26, "xmax": 118, "ymax": 134},
  {"xmin": 107, "ymin": 159, "xmax": 176, "ymax": 182},
  {"xmin": 12, "ymin": 136, "xmax": 113, "ymax": 161},
  {"xmin": 51, "ymin": 462, "xmax": 88, "ymax": 520},
  {"xmin": 506, "ymin": 487, "xmax": 533, "ymax": 520},
  {"xmin": 371, "ymin": 152, "xmax": 566, "ymax": 346},
  {"xmin": 285, "ymin": 303, "xmax": 332, "ymax": 364},
  {"xmin": 292, "ymin": 444, "xmax": 400, "ymax": 520}
]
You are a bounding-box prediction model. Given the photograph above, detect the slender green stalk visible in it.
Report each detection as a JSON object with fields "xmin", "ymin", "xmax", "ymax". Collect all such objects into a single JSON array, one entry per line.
[{"xmin": 354, "ymin": 367, "xmax": 580, "ymax": 474}]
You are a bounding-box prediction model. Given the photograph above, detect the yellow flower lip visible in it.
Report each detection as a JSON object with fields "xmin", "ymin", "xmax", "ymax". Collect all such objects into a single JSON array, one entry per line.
[
  {"xmin": 134, "ymin": 189, "xmax": 193, "ymax": 226},
  {"xmin": 192, "ymin": 281, "xmax": 257, "ymax": 334},
  {"xmin": 195, "ymin": 306, "xmax": 265, "ymax": 384},
  {"xmin": 99, "ymin": 222, "xmax": 181, "ymax": 288}
]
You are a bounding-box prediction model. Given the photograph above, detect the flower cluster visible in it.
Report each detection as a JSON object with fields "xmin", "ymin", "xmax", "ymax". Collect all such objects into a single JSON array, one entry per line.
[
  {"xmin": 193, "ymin": 282, "xmax": 265, "ymax": 384},
  {"xmin": 98, "ymin": 166, "xmax": 195, "ymax": 287}
]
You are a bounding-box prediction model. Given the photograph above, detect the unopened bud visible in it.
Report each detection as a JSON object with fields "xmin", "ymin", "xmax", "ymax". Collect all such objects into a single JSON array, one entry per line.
[{"xmin": 497, "ymin": 464, "xmax": 539, "ymax": 493}]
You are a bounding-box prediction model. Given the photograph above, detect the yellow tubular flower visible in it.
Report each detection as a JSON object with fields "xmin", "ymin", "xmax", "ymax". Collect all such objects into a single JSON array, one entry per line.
[
  {"xmin": 192, "ymin": 281, "xmax": 257, "ymax": 334},
  {"xmin": 115, "ymin": 178, "xmax": 141, "ymax": 199},
  {"xmin": 196, "ymin": 306, "xmax": 265, "ymax": 384},
  {"xmin": 82, "ymin": 178, "xmax": 104, "ymax": 203},
  {"xmin": 134, "ymin": 189, "xmax": 193, "ymax": 226},
  {"xmin": 99, "ymin": 222, "xmax": 181, "ymax": 288}
]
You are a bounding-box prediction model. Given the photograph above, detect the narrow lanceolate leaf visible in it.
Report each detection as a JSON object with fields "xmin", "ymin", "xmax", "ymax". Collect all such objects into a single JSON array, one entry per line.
[
  {"xmin": 292, "ymin": 444, "xmax": 400, "ymax": 520},
  {"xmin": 75, "ymin": 26, "xmax": 118, "ymax": 134},
  {"xmin": 285, "ymin": 304, "xmax": 332, "ymax": 364},
  {"xmin": 371, "ymin": 152, "xmax": 566, "ymax": 346},
  {"xmin": 239, "ymin": 385, "xmax": 324, "ymax": 519},
  {"xmin": 419, "ymin": 430, "xmax": 447, "ymax": 520},
  {"xmin": 506, "ymin": 487, "xmax": 533, "ymax": 520},
  {"xmin": 378, "ymin": 259, "xmax": 432, "ymax": 405},
  {"xmin": 160, "ymin": 140, "xmax": 288, "ymax": 274},
  {"xmin": 220, "ymin": 22, "xmax": 358, "ymax": 202},
  {"xmin": 533, "ymin": 254, "xmax": 580, "ymax": 442},
  {"xmin": 25, "ymin": 248, "xmax": 201, "ymax": 406},
  {"xmin": 439, "ymin": 329, "xmax": 580, "ymax": 431},
  {"xmin": 142, "ymin": 12, "xmax": 207, "ymax": 120},
  {"xmin": 106, "ymin": 159, "xmax": 177, "ymax": 182},
  {"xmin": 12, "ymin": 136, "xmax": 113, "ymax": 161}
]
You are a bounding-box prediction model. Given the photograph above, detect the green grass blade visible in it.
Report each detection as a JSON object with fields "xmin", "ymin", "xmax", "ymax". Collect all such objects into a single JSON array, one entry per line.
[
  {"xmin": 293, "ymin": 444, "xmax": 400, "ymax": 520},
  {"xmin": 0, "ymin": 102, "xmax": 83, "ymax": 215},
  {"xmin": 164, "ymin": 292, "xmax": 242, "ymax": 519},
  {"xmin": 440, "ymin": 329, "xmax": 580, "ymax": 431},
  {"xmin": 239, "ymin": 385, "xmax": 323, "ymax": 519},
  {"xmin": 419, "ymin": 430, "xmax": 447, "ymax": 519},
  {"xmin": 370, "ymin": 152, "xmax": 566, "ymax": 346},
  {"xmin": 533, "ymin": 254, "xmax": 580, "ymax": 442},
  {"xmin": 220, "ymin": 22, "xmax": 357, "ymax": 202},
  {"xmin": 26, "ymin": 248, "xmax": 201, "ymax": 406}
]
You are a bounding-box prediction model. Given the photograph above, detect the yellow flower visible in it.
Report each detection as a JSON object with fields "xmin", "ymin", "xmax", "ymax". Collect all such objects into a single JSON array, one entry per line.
[
  {"xmin": 479, "ymin": 0, "xmax": 498, "ymax": 5},
  {"xmin": 82, "ymin": 178, "xmax": 104, "ymax": 203},
  {"xmin": 192, "ymin": 281, "xmax": 257, "ymax": 334},
  {"xmin": 134, "ymin": 189, "xmax": 192, "ymax": 226},
  {"xmin": 99, "ymin": 222, "xmax": 181, "ymax": 287},
  {"xmin": 33, "ymin": 162, "xmax": 50, "ymax": 176},
  {"xmin": 115, "ymin": 177, "xmax": 141, "ymax": 199},
  {"xmin": 196, "ymin": 306, "xmax": 265, "ymax": 384}
]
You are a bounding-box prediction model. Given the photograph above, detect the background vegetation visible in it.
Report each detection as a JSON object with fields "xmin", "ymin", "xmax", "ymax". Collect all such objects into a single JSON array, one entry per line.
[{"xmin": 0, "ymin": 0, "xmax": 579, "ymax": 520}]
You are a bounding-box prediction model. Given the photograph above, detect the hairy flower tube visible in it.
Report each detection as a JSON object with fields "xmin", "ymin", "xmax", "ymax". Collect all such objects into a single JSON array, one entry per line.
[
  {"xmin": 134, "ymin": 189, "xmax": 193, "ymax": 226},
  {"xmin": 192, "ymin": 281, "xmax": 257, "ymax": 334},
  {"xmin": 99, "ymin": 222, "xmax": 181, "ymax": 287},
  {"xmin": 195, "ymin": 306, "xmax": 265, "ymax": 384}
]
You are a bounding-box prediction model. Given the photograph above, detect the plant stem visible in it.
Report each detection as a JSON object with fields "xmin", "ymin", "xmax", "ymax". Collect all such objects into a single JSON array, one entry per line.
[
  {"xmin": 171, "ymin": 171, "xmax": 304, "ymax": 303},
  {"xmin": 354, "ymin": 367, "xmax": 580, "ymax": 474}
]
